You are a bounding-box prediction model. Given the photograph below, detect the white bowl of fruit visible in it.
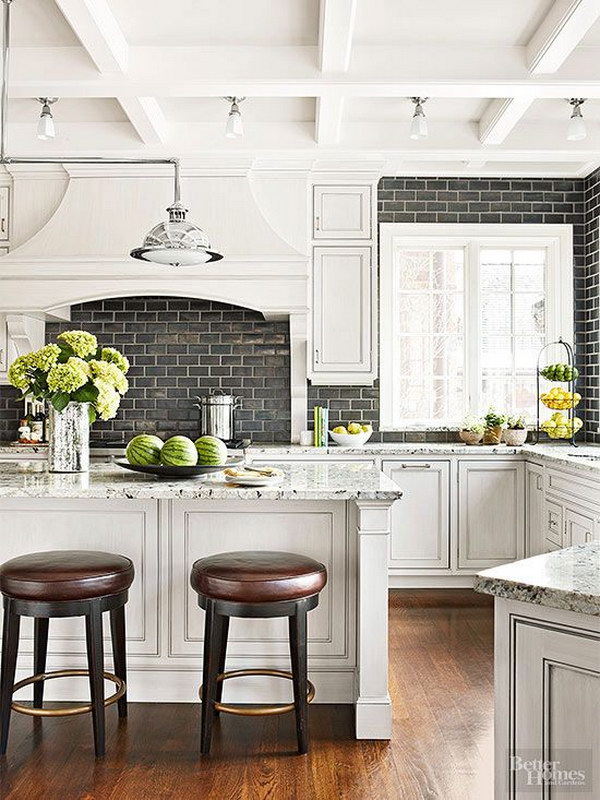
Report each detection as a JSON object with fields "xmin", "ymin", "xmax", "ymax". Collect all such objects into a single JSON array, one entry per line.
[{"xmin": 329, "ymin": 422, "xmax": 373, "ymax": 447}]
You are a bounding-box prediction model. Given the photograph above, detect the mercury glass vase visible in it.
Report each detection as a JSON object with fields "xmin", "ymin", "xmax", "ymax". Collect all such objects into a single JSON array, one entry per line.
[{"xmin": 48, "ymin": 401, "xmax": 90, "ymax": 473}]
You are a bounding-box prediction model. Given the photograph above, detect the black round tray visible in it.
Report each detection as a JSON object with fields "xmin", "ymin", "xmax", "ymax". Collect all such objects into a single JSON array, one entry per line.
[{"xmin": 115, "ymin": 456, "xmax": 243, "ymax": 479}]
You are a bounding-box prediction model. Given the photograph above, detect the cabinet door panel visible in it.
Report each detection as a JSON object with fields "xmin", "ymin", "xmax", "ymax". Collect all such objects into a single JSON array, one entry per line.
[
  {"xmin": 458, "ymin": 460, "xmax": 524, "ymax": 569},
  {"xmin": 383, "ymin": 460, "xmax": 450, "ymax": 569},
  {"xmin": 512, "ymin": 621, "xmax": 599, "ymax": 798},
  {"xmin": 313, "ymin": 186, "xmax": 371, "ymax": 239},
  {"xmin": 565, "ymin": 506, "xmax": 598, "ymax": 546},
  {"xmin": 525, "ymin": 463, "xmax": 544, "ymax": 556},
  {"xmin": 313, "ymin": 247, "xmax": 372, "ymax": 374}
]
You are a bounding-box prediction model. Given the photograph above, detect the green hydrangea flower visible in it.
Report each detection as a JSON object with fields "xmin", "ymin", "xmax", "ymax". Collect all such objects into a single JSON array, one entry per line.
[
  {"xmin": 94, "ymin": 379, "xmax": 121, "ymax": 420},
  {"xmin": 100, "ymin": 347, "xmax": 129, "ymax": 374},
  {"xmin": 32, "ymin": 344, "xmax": 61, "ymax": 372},
  {"xmin": 47, "ymin": 357, "xmax": 89, "ymax": 393},
  {"xmin": 57, "ymin": 330, "xmax": 98, "ymax": 358},
  {"xmin": 7, "ymin": 353, "xmax": 35, "ymax": 391},
  {"xmin": 88, "ymin": 359, "xmax": 128, "ymax": 395}
]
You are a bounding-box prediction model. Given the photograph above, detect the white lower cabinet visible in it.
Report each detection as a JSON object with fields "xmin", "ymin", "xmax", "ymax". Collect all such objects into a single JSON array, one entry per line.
[
  {"xmin": 496, "ymin": 600, "xmax": 600, "ymax": 799},
  {"xmin": 383, "ymin": 460, "xmax": 450, "ymax": 570},
  {"xmin": 458, "ymin": 460, "xmax": 525, "ymax": 570},
  {"xmin": 565, "ymin": 506, "xmax": 598, "ymax": 546},
  {"xmin": 525, "ymin": 462, "xmax": 545, "ymax": 556}
]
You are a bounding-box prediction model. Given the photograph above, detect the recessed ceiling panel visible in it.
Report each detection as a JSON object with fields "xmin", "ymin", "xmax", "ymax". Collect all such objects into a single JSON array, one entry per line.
[
  {"xmin": 11, "ymin": 0, "xmax": 79, "ymax": 46},
  {"xmin": 108, "ymin": 0, "xmax": 318, "ymax": 46},
  {"xmin": 354, "ymin": 0, "xmax": 552, "ymax": 46}
]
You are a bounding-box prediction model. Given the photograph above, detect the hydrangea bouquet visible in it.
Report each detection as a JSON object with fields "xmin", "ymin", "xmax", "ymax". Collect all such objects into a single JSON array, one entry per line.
[{"xmin": 8, "ymin": 330, "xmax": 129, "ymax": 423}]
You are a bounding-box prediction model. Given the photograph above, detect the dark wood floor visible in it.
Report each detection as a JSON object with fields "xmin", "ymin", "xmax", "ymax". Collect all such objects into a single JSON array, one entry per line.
[{"xmin": 0, "ymin": 590, "xmax": 494, "ymax": 800}]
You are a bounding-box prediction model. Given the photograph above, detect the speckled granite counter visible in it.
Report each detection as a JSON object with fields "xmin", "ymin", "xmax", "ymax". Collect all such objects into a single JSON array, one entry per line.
[
  {"xmin": 474, "ymin": 542, "xmax": 600, "ymax": 616},
  {"xmin": 0, "ymin": 460, "xmax": 402, "ymax": 502}
]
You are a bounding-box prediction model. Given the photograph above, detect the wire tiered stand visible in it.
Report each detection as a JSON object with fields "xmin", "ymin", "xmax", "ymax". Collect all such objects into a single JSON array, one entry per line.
[{"xmin": 532, "ymin": 338, "xmax": 580, "ymax": 447}]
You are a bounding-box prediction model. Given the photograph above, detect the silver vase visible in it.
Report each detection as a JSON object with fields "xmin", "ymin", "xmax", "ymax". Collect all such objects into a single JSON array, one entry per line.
[{"xmin": 48, "ymin": 402, "xmax": 90, "ymax": 473}]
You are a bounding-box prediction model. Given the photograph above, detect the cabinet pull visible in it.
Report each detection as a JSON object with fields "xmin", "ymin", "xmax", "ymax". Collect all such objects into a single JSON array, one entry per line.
[
  {"xmin": 536, "ymin": 474, "xmax": 543, "ymax": 490},
  {"xmin": 315, "ymin": 349, "xmax": 320, "ymax": 363},
  {"xmin": 315, "ymin": 215, "xmax": 320, "ymax": 231},
  {"xmin": 585, "ymin": 532, "xmax": 592, "ymax": 543},
  {"xmin": 400, "ymin": 463, "xmax": 431, "ymax": 469},
  {"xmin": 0, "ymin": 217, "xmax": 5, "ymax": 233}
]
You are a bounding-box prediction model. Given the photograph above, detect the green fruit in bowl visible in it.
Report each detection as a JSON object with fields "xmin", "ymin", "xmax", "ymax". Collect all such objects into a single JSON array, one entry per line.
[
  {"xmin": 126, "ymin": 434, "xmax": 163, "ymax": 466},
  {"xmin": 332, "ymin": 426, "xmax": 348, "ymax": 435},
  {"xmin": 361, "ymin": 424, "xmax": 373, "ymax": 434},
  {"xmin": 160, "ymin": 436, "xmax": 198, "ymax": 467},
  {"xmin": 195, "ymin": 435, "xmax": 228, "ymax": 466},
  {"xmin": 347, "ymin": 422, "xmax": 363, "ymax": 435}
]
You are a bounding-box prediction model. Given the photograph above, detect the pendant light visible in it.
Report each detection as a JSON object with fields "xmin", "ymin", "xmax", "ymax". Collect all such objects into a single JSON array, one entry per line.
[
  {"xmin": 130, "ymin": 160, "xmax": 223, "ymax": 266},
  {"xmin": 36, "ymin": 97, "xmax": 57, "ymax": 140},
  {"xmin": 567, "ymin": 98, "xmax": 587, "ymax": 141},
  {"xmin": 409, "ymin": 97, "xmax": 428, "ymax": 140},
  {"xmin": 224, "ymin": 96, "xmax": 245, "ymax": 138}
]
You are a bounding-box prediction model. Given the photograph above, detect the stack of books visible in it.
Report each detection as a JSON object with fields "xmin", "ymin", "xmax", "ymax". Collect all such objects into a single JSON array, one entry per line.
[{"xmin": 312, "ymin": 405, "xmax": 329, "ymax": 447}]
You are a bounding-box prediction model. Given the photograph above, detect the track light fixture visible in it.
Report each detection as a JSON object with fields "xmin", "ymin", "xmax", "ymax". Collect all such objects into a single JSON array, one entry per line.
[
  {"xmin": 567, "ymin": 98, "xmax": 587, "ymax": 142},
  {"xmin": 224, "ymin": 96, "xmax": 245, "ymax": 138},
  {"xmin": 36, "ymin": 97, "xmax": 57, "ymax": 140},
  {"xmin": 409, "ymin": 97, "xmax": 428, "ymax": 140}
]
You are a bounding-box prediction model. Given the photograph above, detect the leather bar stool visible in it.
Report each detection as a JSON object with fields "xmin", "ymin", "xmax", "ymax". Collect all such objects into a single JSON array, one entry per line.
[
  {"xmin": 0, "ymin": 550, "xmax": 134, "ymax": 758},
  {"xmin": 190, "ymin": 550, "xmax": 327, "ymax": 755}
]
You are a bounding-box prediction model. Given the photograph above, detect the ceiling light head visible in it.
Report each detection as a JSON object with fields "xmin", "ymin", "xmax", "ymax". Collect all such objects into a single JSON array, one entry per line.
[
  {"xmin": 409, "ymin": 97, "xmax": 428, "ymax": 140},
  {"xmin": 224, "ymin": 96, "xmax": 245, "ymax": 138},
  {"xmin": 130, "ymin": 162, "xmax": 223, "ymax": 266},
  {"xmin": 567, "ymin": 98, "xmax": 587, "ymax": 142},
  {"xmin": 36, "ymin": 97, "xmax": 58, "ymax": 141}
]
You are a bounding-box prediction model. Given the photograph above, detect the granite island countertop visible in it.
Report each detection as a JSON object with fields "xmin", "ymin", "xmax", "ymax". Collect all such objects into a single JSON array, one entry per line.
[
  {"xmin": 474, "ymin": 542, "xmax": 600, "ymax": 616},
  {"xmin": 0, "ymin": 460, "xmax": 403, "ymax": 502}
]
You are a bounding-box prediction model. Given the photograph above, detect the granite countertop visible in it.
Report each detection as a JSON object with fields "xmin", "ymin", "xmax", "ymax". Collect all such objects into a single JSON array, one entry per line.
[
  {"xmin": 0, "ymin": 460, "xmax": 402, "ymax": 502},
  {"xmin": 474, "ymin": 542, "xmax": 600, "ymax": 616}
]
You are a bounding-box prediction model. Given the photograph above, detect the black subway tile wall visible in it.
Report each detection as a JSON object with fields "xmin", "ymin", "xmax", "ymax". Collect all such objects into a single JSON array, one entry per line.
[
  {"xmin": 0, "ymin": 297, "xmax": 291, "ymax": 443},
  {"xmin": 584, "ymin": 167, "xmax": 600, "ymax": 443},
  {"xmin": 310, "ymin": 176, "xmax": 590, "ymax": 442}
]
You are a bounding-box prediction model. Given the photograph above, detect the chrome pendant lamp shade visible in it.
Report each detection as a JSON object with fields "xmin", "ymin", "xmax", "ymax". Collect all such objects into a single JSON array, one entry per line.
[{"xmin": 130, "ymin": 160, "xmax": 223, "ymax": 266}]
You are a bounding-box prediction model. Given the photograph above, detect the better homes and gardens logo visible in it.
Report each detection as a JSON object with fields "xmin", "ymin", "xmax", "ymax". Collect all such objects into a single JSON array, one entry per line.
[{"xmin": 511, "ymin": 751, "xmax": 593, "ymax": 793}]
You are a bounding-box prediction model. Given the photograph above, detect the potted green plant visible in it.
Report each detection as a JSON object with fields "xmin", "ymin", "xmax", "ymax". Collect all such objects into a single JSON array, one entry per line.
[
  {"xmin": 483, "ymin": 407, "xmax": 507, "ymax": 445},
  {"xmin": 459, "ymin": 414, "xmax": 484, "ymax": 445},
  {"xmin": 8, "ymin": 330, "xmax": 129, "ymax": 473},
  {"xmin": 503, "ymin": 414, "xmax": 528, "ymax": 446}
]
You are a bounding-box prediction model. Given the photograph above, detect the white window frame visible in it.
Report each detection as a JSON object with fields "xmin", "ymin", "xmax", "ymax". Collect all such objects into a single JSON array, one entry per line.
[{"xmin": 379, "ymin": 223, "xmax": 574, "ymax": 430}]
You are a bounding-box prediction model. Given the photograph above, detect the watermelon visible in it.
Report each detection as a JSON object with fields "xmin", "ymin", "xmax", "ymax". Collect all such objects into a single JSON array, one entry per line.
[
  {"xmin": 195, "ymin": 435, "xmax": 228, "ymax": 466},
  {"xmin": 126, "ymin": 435, "xmax": 163, "ymax": 465},
  {"xmin": 160, "ymin": 436, "xmax": 198, "ymax": 467}
]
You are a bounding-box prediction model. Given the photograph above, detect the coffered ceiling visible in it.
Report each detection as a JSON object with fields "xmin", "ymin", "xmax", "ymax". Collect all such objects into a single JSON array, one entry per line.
[{"xmin": 4, "ymin": 0, "xmax": 600, "ymax": 176}]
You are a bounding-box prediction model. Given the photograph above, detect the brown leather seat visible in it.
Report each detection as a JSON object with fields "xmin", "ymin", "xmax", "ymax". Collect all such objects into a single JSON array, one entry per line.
[
  {"xmin": 190, "ymin": 551, "xmax": 327, "ymax": 604},
  {"xmin": 0, "ymin": 551, "xmax": 135, "ymax": 601}
]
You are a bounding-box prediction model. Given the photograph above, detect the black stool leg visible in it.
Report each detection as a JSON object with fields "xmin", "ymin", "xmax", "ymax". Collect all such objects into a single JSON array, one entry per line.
[
  {"xmin": 214, "ymin": 614, "xmax": 230, "ymax": 715},
  {"xmin": 289, "ymin": 602, "xmax": 309, "ymax": 754},
  {"xmin": 33, "ymin": 618, "xmax": 49, "ymax": 709},
  {"xmin": 109, "ymin": 605, "xmax": 127, "ymax": 718},
  {"xmin": 85, "ymin": 601, "xmax": 105, "ymax": 758},
  {"xmin": 0, "ymin": 600, "xmax": 20, "ymax": 756},
  {"xmin": 200, "ymin": 600, "xmax": 222, "ymax": 755}
]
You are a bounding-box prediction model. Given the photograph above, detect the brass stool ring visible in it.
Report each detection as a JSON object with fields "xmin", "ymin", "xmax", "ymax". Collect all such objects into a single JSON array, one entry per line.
[
  {"xmin": 199, "ymin": 668, "xmax": 315, "ymax": 717},
  {"xmin": 11, "ymin": 669, "xmax": 126, "ymax": 717}
]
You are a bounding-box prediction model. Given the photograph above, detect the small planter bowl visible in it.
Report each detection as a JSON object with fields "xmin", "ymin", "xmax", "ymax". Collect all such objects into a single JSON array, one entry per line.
[
  {"xmin": 502, "ymin": 428, "xmax": 528, "ymax": 446},
  {"xmin": 459, "ymin": 430, "xmax": 483, "ymax": 445},
  {"xmin": 483, "ymin": 425, "xmax": 504, "ymax": 445}
]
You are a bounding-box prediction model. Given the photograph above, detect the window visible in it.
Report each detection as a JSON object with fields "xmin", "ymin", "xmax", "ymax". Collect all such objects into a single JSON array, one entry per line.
[{"xmin": 380, "ymin": 224, "xmax": 573, "ymax": 429}]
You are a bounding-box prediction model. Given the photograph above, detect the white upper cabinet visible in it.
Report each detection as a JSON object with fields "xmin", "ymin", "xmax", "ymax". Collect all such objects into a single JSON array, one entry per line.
[
  {"xmin": 311, "ymin": 246, "xmax": 374, "ymax": 382},
  {"xmin": 0, "ymin": 186, "xmax": 9, "ymax": 241},
  {"xmin": 313, "ymin": 186, "xmax": 371, "ymax": 240}
]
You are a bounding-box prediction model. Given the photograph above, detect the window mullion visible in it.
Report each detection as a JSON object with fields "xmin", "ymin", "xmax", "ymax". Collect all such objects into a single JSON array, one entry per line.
[{"xmin": 466, "ymin": 240, "xmax": 480, "ymax": 413}]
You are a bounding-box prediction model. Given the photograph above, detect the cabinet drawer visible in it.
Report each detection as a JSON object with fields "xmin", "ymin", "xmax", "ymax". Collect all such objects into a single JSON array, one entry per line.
[
  {"xmin": 546, "ymin": 468, "xmax": 600, "ymax": 509},
  {"xmin": 545, "ymin": 500, "xmax": 563, "ymax": 546}
]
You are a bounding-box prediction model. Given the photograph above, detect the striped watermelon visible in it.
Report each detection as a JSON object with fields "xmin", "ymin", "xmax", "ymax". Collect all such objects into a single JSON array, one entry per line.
[
  {"xmin": 126, "ymin": 435, "xmax": 163, "ymax": 465},
  {"xmin": 195, "ymin": 435, "xmax": 228, "ymax": 466},
  {"xmin": 160, "ymin": 436, "xmax": 198, "ymax": 466}
]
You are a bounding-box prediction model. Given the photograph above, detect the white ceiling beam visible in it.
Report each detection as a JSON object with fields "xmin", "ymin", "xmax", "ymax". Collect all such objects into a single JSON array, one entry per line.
[
  {"xmin": 527, "ymin": 0, "xmax": 600, "ymax": 73},
  {"xmin": 54, "ymin": 0, "xmax": 128, "ymax": 73},
  {"xmin": 479, "ymin": 97, "xmax": 534, "ymax": 145},
  {"xmin": 117, "ymin": 97, "xmax": 167, "ymax": 145},
  {"xmin": 318, "ymin": 0, "xmax": 357, "ymax": 72},
  {"xmin": 315, "ymin": 96, "xmax": 345, "ymax": 145}
]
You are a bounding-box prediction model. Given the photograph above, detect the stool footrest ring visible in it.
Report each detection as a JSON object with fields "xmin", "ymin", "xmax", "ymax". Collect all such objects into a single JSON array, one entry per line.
[
  {"xmin": 11, "ymin": 669, "xmax": 126, "ymax": 717},
  {"xmin": 199, "ymin": 668, "xmax": 315, "ymax": 717}
]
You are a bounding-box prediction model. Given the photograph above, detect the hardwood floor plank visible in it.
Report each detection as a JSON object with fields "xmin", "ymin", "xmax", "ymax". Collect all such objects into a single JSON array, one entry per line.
[{"xmin": 0, "ymin": 590, "xmax": 494, "ymax": 800}]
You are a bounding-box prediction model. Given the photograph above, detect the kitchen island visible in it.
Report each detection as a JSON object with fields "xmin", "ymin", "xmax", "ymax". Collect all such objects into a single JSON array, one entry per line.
[
  {"xmin": 475, "ymin": 544, "xmax": 600, "ymax": 798},
  {"xmin": 0, "ymin": 460, "xmax": 402, "ymax": 739}
]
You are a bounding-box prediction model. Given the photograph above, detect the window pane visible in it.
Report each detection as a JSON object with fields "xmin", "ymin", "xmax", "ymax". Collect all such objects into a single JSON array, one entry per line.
[
  {"xmin": 481, "ymin": 295, "xmax": 512, "ymax": 336},
  {"xmin": 514, "ymin": 294, "xmax": 544, "ymax": 335},
  {"xmin": 481, "ymin": 336, "xmax": 512, "ymax": 369},
  {"xmin": 515, "ymin": 336, "xmax": 544, "ymax": 369},
  {"xmin": 514, "ymin": 262, "xmax": 544, "ymax": 292},
  {"xmin": 480, "ymin": 261, "xmax": 510, "ymax": 292},
  {"xmin": 481, "ymin": 376, "xmax": 512, "ymax": 411},
  {"xmin": 392, "ymin": 247, "xmax": 466, "ymax": 423}
]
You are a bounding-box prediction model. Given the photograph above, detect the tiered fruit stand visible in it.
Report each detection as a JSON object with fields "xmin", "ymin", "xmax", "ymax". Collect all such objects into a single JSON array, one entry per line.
[{"xmin": 533, "ymin": 338, "xmax": 581, "ymax": 446}]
